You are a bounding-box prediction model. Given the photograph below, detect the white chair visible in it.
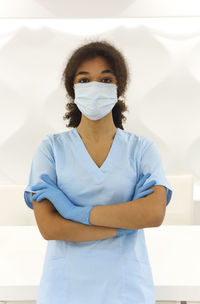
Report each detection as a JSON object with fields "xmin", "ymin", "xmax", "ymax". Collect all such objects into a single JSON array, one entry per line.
[
  {"xmin": 0, "ymin": 185, "xmax": 36, "ymax": 226},
  {"xmin": 163, "ymin": 175, "xmax": 194, "ymax": 225}
]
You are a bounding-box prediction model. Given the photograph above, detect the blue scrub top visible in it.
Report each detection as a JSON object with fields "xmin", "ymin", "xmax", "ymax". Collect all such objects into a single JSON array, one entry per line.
[{"xmin": 24, "ymin": 127, "xmax": 172, "ymax": 304}]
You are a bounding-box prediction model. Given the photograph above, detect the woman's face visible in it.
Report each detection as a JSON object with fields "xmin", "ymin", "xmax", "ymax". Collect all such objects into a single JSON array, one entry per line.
[{"xmin": 73, "ymin": 56, "xmax": 117, "ymax": 85}]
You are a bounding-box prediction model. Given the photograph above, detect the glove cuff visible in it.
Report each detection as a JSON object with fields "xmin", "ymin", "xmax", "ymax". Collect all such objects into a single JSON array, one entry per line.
[{"xmin": 73, "ymin": 205, "xmax": 94, "ymax": 225}]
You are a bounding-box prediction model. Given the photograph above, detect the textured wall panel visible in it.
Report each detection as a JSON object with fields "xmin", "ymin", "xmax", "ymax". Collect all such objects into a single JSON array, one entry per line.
[{"xmin": 1, "ymin": 0, "xmax": 200, "ymax": 18}]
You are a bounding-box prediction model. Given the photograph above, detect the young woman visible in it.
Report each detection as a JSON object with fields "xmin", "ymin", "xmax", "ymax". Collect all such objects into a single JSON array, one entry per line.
[{"xmin": 24, "ymin": 40, "xmax": 172, "ymax": 304}]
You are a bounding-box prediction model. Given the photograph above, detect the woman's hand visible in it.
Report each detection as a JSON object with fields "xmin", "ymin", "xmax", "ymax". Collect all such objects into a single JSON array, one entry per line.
[
  {"xmin": 31, "ymin": 174, "xmax": 93, "ymax": 225},
  {"xmin": 133, "ymin": 172, "xmax": 156, "ymax": 200},
  {"xmin": 117, "ymin": 172, "xmax": 156, "ymax": 236}
]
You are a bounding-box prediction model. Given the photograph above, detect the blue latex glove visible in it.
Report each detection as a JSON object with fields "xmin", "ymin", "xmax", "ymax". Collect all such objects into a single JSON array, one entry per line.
[
  {"xmin": 116, "ymin": 172, "xmax": 156, "ymax": 236},
  {"xmin": 31, "ymin": 173, "xmax": 93, "ymax": 225}
]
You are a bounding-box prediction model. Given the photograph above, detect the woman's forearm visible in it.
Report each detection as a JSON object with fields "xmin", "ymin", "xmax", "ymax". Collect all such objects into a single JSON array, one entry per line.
[
  {"xmin": 89, "ymin": 189, "xmax": 163, "ymax": 229},
  {"xmin": 46, "ymin": 209, "xmax": 117, "ymax": 242}
]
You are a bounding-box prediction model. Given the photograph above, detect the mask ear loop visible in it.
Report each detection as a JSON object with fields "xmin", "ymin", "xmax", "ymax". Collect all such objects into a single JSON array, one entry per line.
[{"xmin": 118, "ymin": 95, "xmax": 124, "ymax": 101}]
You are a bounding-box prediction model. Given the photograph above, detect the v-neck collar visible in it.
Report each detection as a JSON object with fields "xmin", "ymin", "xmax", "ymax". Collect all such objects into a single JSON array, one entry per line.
[{"xmin": 69, "ymin": 127, "xmax": 123, "ymax": 184}]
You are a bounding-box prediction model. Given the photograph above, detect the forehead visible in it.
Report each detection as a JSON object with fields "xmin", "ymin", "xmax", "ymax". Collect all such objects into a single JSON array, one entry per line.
[
  {"xmin": 75, "ymin": 58, "xmax": 116, "ymax": 79},
  {"xmin": 77, "ymin": 56, "xmax": 111, "ymax": 70}
]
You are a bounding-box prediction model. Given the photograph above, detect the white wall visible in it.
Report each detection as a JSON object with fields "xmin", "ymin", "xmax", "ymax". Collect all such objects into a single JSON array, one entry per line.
[{"xmin": 1, "ymin": 0, "xmax": 200, "ymax": 17}]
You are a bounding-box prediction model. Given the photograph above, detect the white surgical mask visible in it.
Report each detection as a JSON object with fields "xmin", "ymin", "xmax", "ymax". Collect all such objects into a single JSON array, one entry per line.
[{"xmin": 74, "ymin": 81, "xmax": 118, "ymax": 120}]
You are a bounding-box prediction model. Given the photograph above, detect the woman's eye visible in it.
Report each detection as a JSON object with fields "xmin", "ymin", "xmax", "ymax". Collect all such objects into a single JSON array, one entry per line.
[
  {"xmin": 79, "ymin": 78, "xmax": 88, "ymax": 83},
  {"xmin": 102, "ymin": 78, "xmax": 112, "ymax": 83}
]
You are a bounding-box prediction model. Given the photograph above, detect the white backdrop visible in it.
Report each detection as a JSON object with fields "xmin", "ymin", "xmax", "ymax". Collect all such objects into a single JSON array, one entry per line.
[
  {"xmin": 1, "ymin": 0, "xmax": 200, "ymax": 18},
  {"xmin": 0, "ymin": 17, "xmax": 199, "ymax": 206}
]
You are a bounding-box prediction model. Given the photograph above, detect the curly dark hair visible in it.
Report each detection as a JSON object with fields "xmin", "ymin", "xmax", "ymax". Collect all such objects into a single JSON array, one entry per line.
[{"xmin": 61, "ymin": 39, "xmax": 131, "ymax": 130}]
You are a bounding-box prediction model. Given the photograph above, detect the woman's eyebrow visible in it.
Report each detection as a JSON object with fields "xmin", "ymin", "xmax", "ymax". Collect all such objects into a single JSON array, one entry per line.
[{"xmin": 75, "ymin": 69, "xmax": 114, "ymax": 76}]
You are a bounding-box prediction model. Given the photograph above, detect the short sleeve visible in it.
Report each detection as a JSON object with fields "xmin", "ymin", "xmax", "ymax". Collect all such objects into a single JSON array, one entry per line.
[
  {"xmin": 24, "ymin": 134, "xmax": 57, "ymax": 210},
  {"xmin": 139, "ymin": 139, "xmax": 172, "ymax": 206}
]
